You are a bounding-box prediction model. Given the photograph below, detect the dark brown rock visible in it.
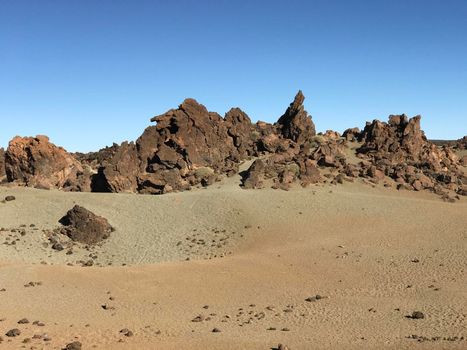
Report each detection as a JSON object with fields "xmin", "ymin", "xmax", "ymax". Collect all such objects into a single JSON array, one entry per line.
[
  {"xmin": 0, "ymin": 148, "xmax": 5, "ymax": 180},
  {"xmin": 63, "ymin": 341, "xmax": 82, "ymax": 350},
  {"xmin": 242, "ymin": 159, "xmax": 265, "ymax": 189},
  {"xmin": 99, "ymin": 142, "xmax": 139, "ymax": 193},
  {"xmin": 357, "ymin": 115, "xmax": 464, "ymax": 196},
  {"xmin": 119, "ymin": 328, "xmax": 133, "ymax": 337},
  {"xmin": 224, "ymin": 108, "xmax": 256, "ymax": 159},
  {"xmin": 5, "ymin": 329, "xmax": 20, "ymax": 337},
  {"xmin": 342, "ymin": 127, "xmax": 360, "ymax": 141},
  {"xmin": 277, "ymin": 90, "xmax": 316, "ymax": 145},
  {"xmin": 57, "ymin": 205, "xmax": 113, "ymax": 245},
  {"xmin": 5, "ymin": 135, "xmax": 85, "ymax": 190}
]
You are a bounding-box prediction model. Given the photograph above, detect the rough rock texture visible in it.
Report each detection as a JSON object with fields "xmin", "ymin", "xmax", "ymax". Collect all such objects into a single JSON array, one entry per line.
[
  {"xmin": 241, "ymin": 159, "xmax": 265, "ymax": 189},
  {"xmin": 276, "ymin": 90, "xmax": 316, "ymax": 145},
  {"xmin": 0, "ymin": 147, "xmax": 5, "ymax": 180},
  {"xmin": 57, "ymin": 205, "xmax": 113, "ymax": 245},
  {"xmin": 224, "ymin": 108, "xmax": 257, "ymax": 160},
  {"xmin": 342, "ymin": 127, "xmax": 360, "ymax": 141},
  {"xmin": 2, "ymin": 91, "xmax": 464, "ymax": 200},
  {"xmin": 357, "ymin": 115, "xmax": 465, "ymax": 196},
  {"xmin": 5, "ymin": 136, "xmax": 88, "ymax": 190},
  {"xmin": 455, "ymin": 136, "xmax": 467, "ymax": 150},
  {"xmin": 97, "ymin": 142, "xmax": 139, "ymax": 193}
]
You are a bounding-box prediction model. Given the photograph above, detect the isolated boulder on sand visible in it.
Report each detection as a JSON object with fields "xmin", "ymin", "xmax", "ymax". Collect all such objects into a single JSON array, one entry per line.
[{"xmin": 58, "ymin": 205, "xmax": 113, "ymax": 245}]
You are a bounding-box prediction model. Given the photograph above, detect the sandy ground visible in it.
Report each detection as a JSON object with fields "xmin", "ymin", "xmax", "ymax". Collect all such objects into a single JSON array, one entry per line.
[{"xmin": 0, "ymin": 171, "xmax": 466, "ymax": 349}]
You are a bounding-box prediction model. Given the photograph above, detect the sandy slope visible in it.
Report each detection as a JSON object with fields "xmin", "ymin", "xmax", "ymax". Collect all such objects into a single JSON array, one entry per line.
[{"xmin": 0, "ymin": 173, "xmax": 466, "ymax": 349}]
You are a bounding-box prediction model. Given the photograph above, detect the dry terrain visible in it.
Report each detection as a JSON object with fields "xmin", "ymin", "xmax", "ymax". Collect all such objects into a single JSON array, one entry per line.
[{"xmin": 0, "ymin": 170, "xmax": 466, "ymax": 349}]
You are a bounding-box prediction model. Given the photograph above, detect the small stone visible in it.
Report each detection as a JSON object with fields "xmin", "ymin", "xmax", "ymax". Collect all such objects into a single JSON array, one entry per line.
[
  {"xmin": 278, "ymin": 344, "xmax": 290, "ymax": 350},
  {"xmin": 64, "ymin": 341, "xmax": 82, "ymax": 350},
  {"xmin": 120, "ymin": 328, "xmax": 133, "ymax": 337},
  {"xmin": 17, "ymin": 318, "xmax": 29, "ymax": 324},
  {"xmin": 212, "ymin": 328, "xmax": 221, "ymax": 333},
  {"xmin": 410, "ymin": 311, "xmax": 425, "ymax": 319},
  {"xmin": 5, "ymin": 328, "xmax": 21, "ymax": 337},
  {"xmin": 191, "ymin": 315, "xmax": 204, "ymax": 322},
  {"xmin": 52, "ymin": 243, "xmax": 64, "ymax": 251},
  {"xmin": 4, "ymin": 196, "xmax": 16, "ymax": 202}
]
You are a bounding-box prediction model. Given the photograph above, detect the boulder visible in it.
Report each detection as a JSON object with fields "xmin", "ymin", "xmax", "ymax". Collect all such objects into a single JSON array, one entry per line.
[
  {"xmin": 5, "ymin": 135, "xmax": 84, "ymax": 190},
  {"xmin": 342, "ymin": 127, "xmax": 360, "ymax": 141},
  {"xmin": 57, "ymin": 205, "xmax": 113, "ymax": 245},
  {"xmin": 98, "ymin": 142, "xmax": 139, "ymax": 193},
  {"xmin": 224, "ymin": 108, "xmax": 256, "ymax": 159},
  {"xmin": 242, "ymin": 159, "xmax": 266, "ymax": 189}
]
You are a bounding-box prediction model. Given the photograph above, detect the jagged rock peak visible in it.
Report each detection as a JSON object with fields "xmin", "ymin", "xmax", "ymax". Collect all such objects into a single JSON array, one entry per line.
[{"xmin": 277, "ymin": 90, "xmax": 316, "ymax": 145}]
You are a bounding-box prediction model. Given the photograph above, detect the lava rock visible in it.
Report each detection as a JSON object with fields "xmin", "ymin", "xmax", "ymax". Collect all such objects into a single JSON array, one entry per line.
[{"xmin": 57, "ymin": 205, "xmax": 113, "ymax": 244}]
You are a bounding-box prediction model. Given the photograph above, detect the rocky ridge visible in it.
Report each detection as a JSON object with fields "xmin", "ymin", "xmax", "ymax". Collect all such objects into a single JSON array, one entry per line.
[{"xmin": 2, "ymin": 92, "xmax": 466, "ymax": 200}]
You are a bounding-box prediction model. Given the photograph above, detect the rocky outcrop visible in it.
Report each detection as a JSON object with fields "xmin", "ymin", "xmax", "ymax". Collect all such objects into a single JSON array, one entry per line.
[
  {"xmin": 224, "ymin": 108, "xmax": 257, "ymax": 160},
  {"xmin": 2, "ymin": 92, "xmax": 464, "ymax": 201},
  {"xmin": 131, "ymin": 99, "xmax": 242, "ymax": 194},
  {"xmin": 241, "ymin": 159, "xmax": 266, "ymax": 189},
  {"xmin": 342, "ymin": 127, "xmax": 360, "ymax": 141},
  {"xmin": 57, "ymin": 205, "xmax": 113, "ymax": 245},
  {"xmin": 357, "ymin": 115, "xmax": 464, "ymax": 196},
  {"xmin": 0, "ymin": 148, "xmax": 5, "ymax": 180},
  {"xmin": 276, "ymin": 90, "xmax": 316, "ymax": 145},
  {"xmin": 5, "ymin": 135, "xmax": 87, "ymax": 190},
  {"xmin": 93, "ymin": 99, "xmax": 259, "ymax": 194},
  {"xmin": 455, "ymin": 136, "xmax": 467, "ymax": 150},
  {"xmin": 96, "ymin": 142, "xmax": 139, "ymax": 193}
]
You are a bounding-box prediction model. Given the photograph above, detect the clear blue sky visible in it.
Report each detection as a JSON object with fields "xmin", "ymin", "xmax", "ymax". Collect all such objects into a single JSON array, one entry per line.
[{"xmin": 1, "ymin": 0, "xmax": 466, "ymax": 152}]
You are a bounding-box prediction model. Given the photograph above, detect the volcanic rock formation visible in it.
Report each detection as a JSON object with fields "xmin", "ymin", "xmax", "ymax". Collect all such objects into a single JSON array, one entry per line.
[
  {"xmin": 2, "ymin": 91, "xmax": 465, "ymax": 200},
  {"xmin": 356, "ymin": 115, "xmax": 465, "ymax": 196},
  {"xmin": 57, "ymin": 205, "xmax": 113, "ymax": 245},
  {"xmin": 0, "ymin": 147, "xmax": 5, "ymax": 180},
  {"xmin": 277, "ymin": 90, "xmax": 316, "ymax": 145},
  {"xmin": 5, "ymin": 135, "xmax": 90, "ymax": 191}
]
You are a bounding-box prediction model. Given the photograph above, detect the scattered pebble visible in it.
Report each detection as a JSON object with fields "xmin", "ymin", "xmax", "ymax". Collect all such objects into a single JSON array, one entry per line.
[
  {"xmin": 5, "ymin": 328, "xmax": 21, "ymax": 337},
  {"xmin": 120, "ymin": 328, "xmax": 133, "ymax": 337}
]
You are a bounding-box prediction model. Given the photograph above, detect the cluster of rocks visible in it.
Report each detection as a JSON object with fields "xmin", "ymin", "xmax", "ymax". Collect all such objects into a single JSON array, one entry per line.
[
  {"xmin": 2, "ymin": 91, "xmax": 465, "ymax": 199},
  {"xmin": 355, "ymin": 116, "xmax": 465, "ymax": 198}
]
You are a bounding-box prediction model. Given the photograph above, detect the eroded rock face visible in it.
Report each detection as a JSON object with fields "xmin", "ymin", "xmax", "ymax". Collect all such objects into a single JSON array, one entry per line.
[
  {"xmin": 456, "ymin": 136, "xmax": 467, "ymax": 150},
  {"xmin": 357, "ymin": 115, "xmax": 464, "ymax": 195},
  {"xmin": 99, "ymin": 142, "xmax": 139, "ymax": 193},
  {"xmin": 277, "ymin": 90, "xmax": 316, "ymax": 145},
  {"xmin": 57, "ymin": 205, "xmax": 113, "ymax": 245},
  {"xmin": 131, "ymin": 99, "xmax": 254, "ymax": 194},
  {"xmin": 5, "ymin": 136, "xmax": 85, "ymax": 190},
  {"xmin": 224, "ymin": 108, "xmax": 257, "ymax": 160},
  {"xmin": 0, "ymin": 148, "xmax": 5, "ymax": 180},
  {"xmin": 2, "ymin": 92, "xmax": 464, "ymax": 200},
  {"xmin": 241, "ymin": 159, "xmax": 266, "ymax": 189}
]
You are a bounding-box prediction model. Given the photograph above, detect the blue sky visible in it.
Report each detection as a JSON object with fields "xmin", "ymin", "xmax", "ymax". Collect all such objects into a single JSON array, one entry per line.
[{"xmin": 1, "ymin": 0, "xmax": 466, "ymax": 152}]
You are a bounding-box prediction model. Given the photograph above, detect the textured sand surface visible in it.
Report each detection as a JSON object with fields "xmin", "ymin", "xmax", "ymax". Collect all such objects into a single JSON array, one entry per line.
[{"xmin": 0, "ymin": 173, "xmax": 466, "ymax": 349}]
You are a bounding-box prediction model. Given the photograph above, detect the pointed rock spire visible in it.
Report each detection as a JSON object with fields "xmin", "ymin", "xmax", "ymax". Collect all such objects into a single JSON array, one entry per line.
[{"xmin": 277, "ymin": 90, "xmax": 316, "ymax": 145}]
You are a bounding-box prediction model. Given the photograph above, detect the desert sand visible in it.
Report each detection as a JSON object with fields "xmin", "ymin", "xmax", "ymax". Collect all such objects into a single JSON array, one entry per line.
[{"xmin": 0, "ymin": 166, "xmax": 466, "ymax": 350}]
